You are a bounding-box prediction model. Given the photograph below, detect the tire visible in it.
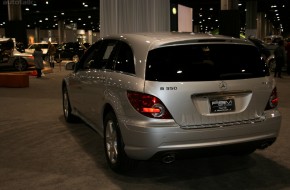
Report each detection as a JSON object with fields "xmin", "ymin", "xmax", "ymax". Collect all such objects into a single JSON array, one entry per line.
[
  {"xmin": 14, "ymin": 58, "xmax": 28, "ymax": 71},
  {"xmin": 104, "ymin": 111, "xmax": 137, "ymax": 173},
  {"xmin": 62, "ymin": 86, "xmax": 79, "ymax": 123}
]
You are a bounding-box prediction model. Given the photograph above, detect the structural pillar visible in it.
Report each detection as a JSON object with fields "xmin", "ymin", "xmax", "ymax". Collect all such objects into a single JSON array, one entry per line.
[
  {"xmin": 58, "ymin": 20, "xmax": 65, "ymax": 44},
  {"xmin": 265, "ymin": 20, "xmax": 273, "ymax": 36},
  {"xmin": 245, "ymin": 0, "xmax": 258, "ymax": 38},
  {"xmin": 5, "ymin": 0, "xmax": 27, "ymax": 46},
  {"xmin": 87, "ymin": 30, "xmax": 93, "ymax": 44},
  {"xmin": 219, "ymin": 0, "xmax": 240, "ymax": 38},
  {"xmin": 257, "ymin": 12, "xmax": 266, "ymax": 40},
  {"xmin": 34, "ymin": 27, "xmax": 40, "ymax": 43}
]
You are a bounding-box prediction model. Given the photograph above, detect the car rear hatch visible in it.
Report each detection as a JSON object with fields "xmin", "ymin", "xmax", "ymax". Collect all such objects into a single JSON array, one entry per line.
[{"xmin": 144, "ymin": 43, "xmax": 272, "ymax": 128}]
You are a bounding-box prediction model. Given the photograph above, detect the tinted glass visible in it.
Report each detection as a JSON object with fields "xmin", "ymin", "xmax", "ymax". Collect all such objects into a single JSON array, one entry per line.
[
  {"xmin": 81, "ymin": 40, "xmax": 117, "ymax": 69},
  {"xmin": 81, "ymin": 41, "xmax": 103, "ymax": 69},
  {"xmin": 112, "ymin": 42, "xmax": 135, "ymax": 74},
  {"xmin": 146, "ymin": 44, "xmax": 267, "ymax": 82}
]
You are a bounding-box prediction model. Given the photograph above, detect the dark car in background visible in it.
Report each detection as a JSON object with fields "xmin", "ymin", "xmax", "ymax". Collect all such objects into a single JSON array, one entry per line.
[
  {"xmin": 248, "ymin": 37, "xmax": 271, "ymax": 60},
  {"xmin": 55, "ymin": 42, "xmax": 87, "ymax": 62}
]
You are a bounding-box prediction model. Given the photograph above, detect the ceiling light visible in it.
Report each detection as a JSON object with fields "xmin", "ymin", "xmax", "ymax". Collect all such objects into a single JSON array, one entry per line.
[{"xmin": 172, "ymin": 7, "xmax": 177, "ymax": 15}]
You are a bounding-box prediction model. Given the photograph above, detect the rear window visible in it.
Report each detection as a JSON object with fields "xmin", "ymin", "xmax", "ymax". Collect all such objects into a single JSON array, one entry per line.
[{"xmin": 146, "ymin": 44, "xmax": 267, "ymax": 82}]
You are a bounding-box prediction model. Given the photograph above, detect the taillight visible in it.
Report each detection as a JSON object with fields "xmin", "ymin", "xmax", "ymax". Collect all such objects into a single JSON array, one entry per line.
[
  {"xmin": 265, "ymin": 87, "xmax": 278, "ymax": 110},
  {"xmin": 127, "ymin": 91, "xmax": 172, "ymax": 119}
]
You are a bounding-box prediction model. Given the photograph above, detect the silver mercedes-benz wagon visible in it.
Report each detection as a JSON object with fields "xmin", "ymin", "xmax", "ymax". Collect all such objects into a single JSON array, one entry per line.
[{"xmin": 62, "ymin": 32, "xmax": 281, "ymax": 172}]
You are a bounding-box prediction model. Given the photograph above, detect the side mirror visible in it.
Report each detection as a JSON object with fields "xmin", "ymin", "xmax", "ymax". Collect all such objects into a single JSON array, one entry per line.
[
  {"xmin": 72, "ymin": 55, "xmax": 79, "ymax": 63},
  {"xmin": 65, "ymin": 62, "xmax": 76, "ymax": 70}
]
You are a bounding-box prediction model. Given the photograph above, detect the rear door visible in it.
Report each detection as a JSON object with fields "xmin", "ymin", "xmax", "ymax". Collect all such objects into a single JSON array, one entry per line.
[
  {"xmin": 144, "ymin": 43, "xmax": 272, "ymax": 128},
  {"xmin": 70, "ymin": 39, "xmax": 119, "ymax": 129}
]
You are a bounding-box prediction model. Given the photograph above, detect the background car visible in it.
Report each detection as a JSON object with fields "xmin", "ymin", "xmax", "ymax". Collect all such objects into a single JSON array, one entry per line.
[
  {"xmin": 248, "ymin": 37, "xmax": 271, "ymax": 60},
  {"xmin": 248, "ymin": 36, "xmax": 287, "ymax": 73},
  {"xmin": 25, "ymin": 42, "xmax": 58, "ymax": 55},
  {"xmin": 54, "ymin": 42, "xmax": 87, "ymax": 62},
  {"xmin": 261, "ymin": 38, "xmax": 287, "ymax": 73},
  {"xmin": 263, "ymin": 35, "xmax": 283, "ymax": 45},
  {"xmin": 266, "ymin": 54, "xmax": 288, "ymax": 72},
  {"xmin": 62, "ymin": 32, "xmax": 281, "ymax": 173},
  {"xmin": 0, "ymin": 38, "xmax": 35, "ymax": 71},
  {"xmin": 9, "ymin": 49, "xmax": 35, "ymax": 71}
]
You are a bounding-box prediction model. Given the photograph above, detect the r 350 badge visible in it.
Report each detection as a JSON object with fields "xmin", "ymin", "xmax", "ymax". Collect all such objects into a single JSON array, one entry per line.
[{"xmin": 160, "ymin": 87, "xmax": 178, "ymax": 90}]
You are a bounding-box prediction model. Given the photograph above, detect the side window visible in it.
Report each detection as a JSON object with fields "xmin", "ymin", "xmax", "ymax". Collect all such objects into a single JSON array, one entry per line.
[
  {"xmin": 77, "ymin": 40, "xmax": 126, "ymax": 71},
  {"xmin": 80, "ymin": 41, "xmax": 103, "ymax": 69},
  {"xmin": 112, "ymin": 42, "xmax": 135, "ymax": 74},
  {"xmin": 88, "ymin": 40, "xmax": 117, "ymax": 69}
]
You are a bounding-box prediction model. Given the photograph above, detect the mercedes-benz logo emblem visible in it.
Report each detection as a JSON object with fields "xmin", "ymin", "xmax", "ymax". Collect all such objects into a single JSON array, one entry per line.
[{"xmin": 219, "ymin": 81, "xmax": 227, "ymax": 90}]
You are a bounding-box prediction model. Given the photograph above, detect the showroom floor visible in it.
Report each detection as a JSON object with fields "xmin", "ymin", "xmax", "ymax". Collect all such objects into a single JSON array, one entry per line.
[{"xmin": 0, "ymin": 65, "xmax": 290, "ymax": 190}]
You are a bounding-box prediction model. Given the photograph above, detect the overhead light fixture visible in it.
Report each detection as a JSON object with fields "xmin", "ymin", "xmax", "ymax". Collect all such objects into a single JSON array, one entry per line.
[{"xmin": 172, "ymin": 7, "xmax": 177, "ymax": 15}]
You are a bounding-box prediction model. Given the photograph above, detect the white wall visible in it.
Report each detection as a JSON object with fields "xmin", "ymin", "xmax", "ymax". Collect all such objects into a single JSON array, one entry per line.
[
  {"xmin": 100, "ymin": 0, "xmax": 170, "ymax": 37},
  {"xmin": 178, "ymin": 4, "xmax": 193, "ymax": 32}
]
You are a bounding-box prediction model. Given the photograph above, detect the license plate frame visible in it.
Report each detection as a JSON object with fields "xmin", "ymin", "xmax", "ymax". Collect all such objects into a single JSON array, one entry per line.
[{"xmin": 210, "ymin": 97, "xmax": 235, "ymax": 113}]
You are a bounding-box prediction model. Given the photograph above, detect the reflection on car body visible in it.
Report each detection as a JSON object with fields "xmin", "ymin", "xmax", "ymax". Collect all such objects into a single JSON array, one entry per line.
[{"xmin": 62, "ymin": 32, "xmax": 282, "ymax": 173}]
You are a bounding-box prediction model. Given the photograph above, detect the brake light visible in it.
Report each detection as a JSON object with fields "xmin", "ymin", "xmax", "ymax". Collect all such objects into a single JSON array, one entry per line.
[
  {"xmin": 265, "ymin": 87, "xmax": 278, "ymax": 110},
  {"xmin": 142, "ymin": 108, "xmax": 161, "ymax": 113},
  {"xmin": 127, "ymin": 91, "xmax": 172, "ymax": 119}
]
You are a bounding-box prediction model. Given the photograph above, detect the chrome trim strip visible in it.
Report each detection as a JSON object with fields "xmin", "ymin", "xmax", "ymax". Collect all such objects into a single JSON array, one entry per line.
[
  {"xmin": 193, "ymin": 90, "xmax": 252, "ymax": 98},
  {"xmin": 181, "ymin": 117, "xmax": 265, "ymax": 129}
]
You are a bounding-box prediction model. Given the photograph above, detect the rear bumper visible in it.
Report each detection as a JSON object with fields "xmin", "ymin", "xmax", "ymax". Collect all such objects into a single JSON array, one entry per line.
[
  {"xmin": 120, "ymin": 110, "xmax": 281, "ymax": 160},
  {"xmin": 151, "ymin": 137, "xmax": 276, "ymax": 161}
]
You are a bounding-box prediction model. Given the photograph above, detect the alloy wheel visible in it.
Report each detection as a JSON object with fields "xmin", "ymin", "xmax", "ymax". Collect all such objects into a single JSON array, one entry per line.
[{"xmin": 105, "ymin": 120, "xmax": 118, "ymax": 164}]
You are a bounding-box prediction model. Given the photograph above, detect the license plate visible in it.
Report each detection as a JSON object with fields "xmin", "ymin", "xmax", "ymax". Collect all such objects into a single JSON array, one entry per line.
[{"xmin": 210, "ymin": 98, "xmax": 235, "ymax": 113}]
